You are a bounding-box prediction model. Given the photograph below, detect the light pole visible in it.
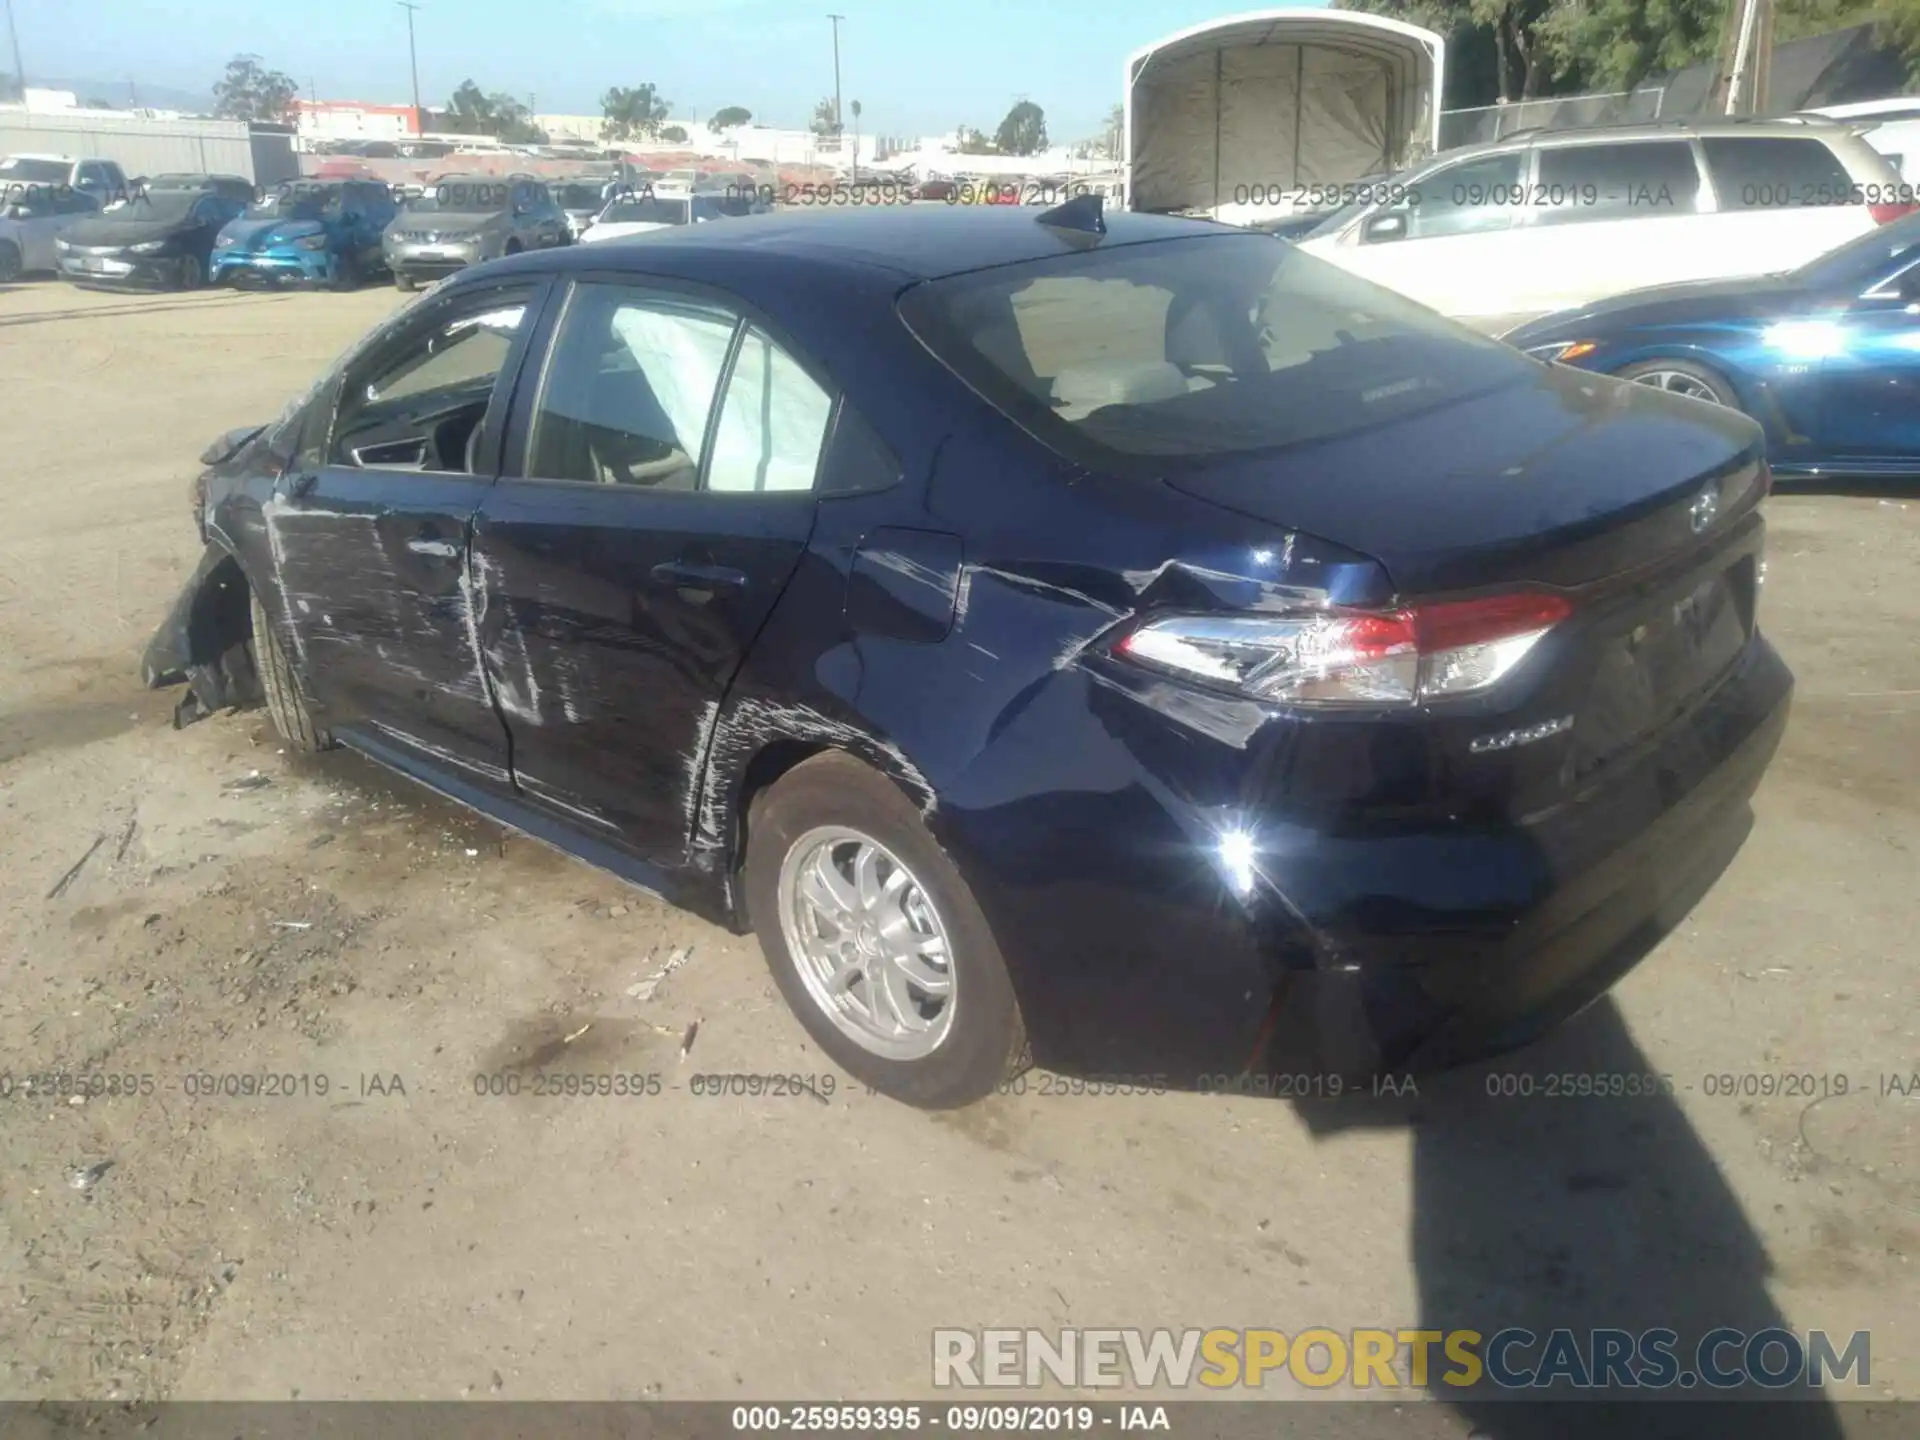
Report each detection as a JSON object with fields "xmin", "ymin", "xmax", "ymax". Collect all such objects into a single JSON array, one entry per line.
[
  {"xmin": 397, "ymin": 1, "xmax": 424, "ymax": 136},
  {"xmin": 850, "ymin": 98, "xmax": 861, "ymax": 178},
  {"xmin": 827, "ymin": 13, "xmax": 844, "ymax": 148},
  {"xmin": 4, "ymin": 0, "xmax": 26, "ymax": 103}
]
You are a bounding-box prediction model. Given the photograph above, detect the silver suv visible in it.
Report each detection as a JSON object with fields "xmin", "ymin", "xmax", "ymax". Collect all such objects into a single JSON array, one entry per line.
[{"xmin": 383, "ymin": 173, "xmax": 570, "ymax": 290}]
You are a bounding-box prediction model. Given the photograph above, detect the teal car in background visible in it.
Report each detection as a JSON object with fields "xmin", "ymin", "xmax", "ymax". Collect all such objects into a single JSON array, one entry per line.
[{"xmin": 210, "ymin": 180, "xmax": 398, "ymax": 288}]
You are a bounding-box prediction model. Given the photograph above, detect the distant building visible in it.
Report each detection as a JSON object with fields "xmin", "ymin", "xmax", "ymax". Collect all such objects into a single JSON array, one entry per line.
[{"xmin": 291, "ymin": 99, "xmax": 421, "ymax": 141}]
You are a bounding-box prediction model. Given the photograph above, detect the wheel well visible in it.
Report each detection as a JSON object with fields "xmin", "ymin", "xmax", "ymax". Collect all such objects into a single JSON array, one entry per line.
[
  {"xmin": 731, "ymin": 737, "xmax": 831, "ymax": 869},
  {"xmin": 723, "ymin": 738, "xmax": 935, "ymax": 919},
  {"xmin": 191, "ymin": 551, "xmax": 256, "ymax": 661}
]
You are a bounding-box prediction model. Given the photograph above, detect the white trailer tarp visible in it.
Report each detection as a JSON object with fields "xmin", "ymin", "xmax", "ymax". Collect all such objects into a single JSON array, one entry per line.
[{"xmin": 1126, "ymin": 11, "xmax": 1444, "ymax": 223}]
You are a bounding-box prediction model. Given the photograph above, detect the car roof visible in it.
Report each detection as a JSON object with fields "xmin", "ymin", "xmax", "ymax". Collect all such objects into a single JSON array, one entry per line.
[
  {"xmin": 483, "ymin": 203, "xmax": 1229, "ymax": 285},
  {"xmin": 1438, "ymin": 115, "xmax": 1873, "ymax": 163},
  {"xmin": 4, "ymin": 152, "xmax": 78, "ymax": 162}
]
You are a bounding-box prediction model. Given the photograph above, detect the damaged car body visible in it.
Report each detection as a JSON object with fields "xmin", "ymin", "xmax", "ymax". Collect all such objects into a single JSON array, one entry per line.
[{"xmin": 145, "ymin": 204, "xmax": 1793, "ymax": 1108}]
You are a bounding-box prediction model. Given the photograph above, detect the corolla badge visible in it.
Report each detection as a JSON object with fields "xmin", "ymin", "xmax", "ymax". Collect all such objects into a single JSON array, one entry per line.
[
  {"xmin": 1468, "ymin": 714, "xmax": 1574, "ymax": 755},
  {"xmin": 1688, "ymin": 484, "xmax": 1719, "ymax": 535}
]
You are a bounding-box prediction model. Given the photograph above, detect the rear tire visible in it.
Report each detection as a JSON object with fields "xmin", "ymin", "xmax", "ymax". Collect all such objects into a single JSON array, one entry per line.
[
  {"xmin": 1613, "ymin": 358, "xmax": 1741, "ymax": 411},
  {"xmin": 249, "ymin": 589, "xmax": 331, "ymax": 753},
  {"xmin": 393, "ymin": 271, "xmax": 416, "ymax": 291},
  {"xmin": 744, "ymin": 752, "xmax": 1026, "ymax": 1108},
  {"xmin": 0, "ymin": 241, "xmax": 21, "ymax": 283}
]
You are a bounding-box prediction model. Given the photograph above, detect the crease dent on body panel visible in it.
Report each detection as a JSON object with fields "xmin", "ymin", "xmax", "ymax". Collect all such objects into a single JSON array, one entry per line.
[
  {"xmin": 691, "ymin": 696, "xmax": 937, "ymax": 872},
  {"xmin": 259, "ymin": 494, "xmax": 309, "ymax": 666},
  {"xmin": 471, "ymin": 552, "xmax": 543, "ymax": 723},
  {"xmin": 453, "ymin": 548, "xmax": 497, "ymax": 711}
]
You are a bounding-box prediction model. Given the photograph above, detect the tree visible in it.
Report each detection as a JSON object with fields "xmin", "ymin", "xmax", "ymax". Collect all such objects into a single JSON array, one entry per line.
[
  {"xmin": 811, "ymin": 97, "xmax": 842, "ymax": 136},
  {"xmin": 708, "ymin": 105, "xmax": 752, "ymax": 132},
  {"xmin": 660, "ymin": 124, "xmax": 689, "ymax": 143},
  {"xmin": 993, "ymin": 100, "xmax": 1048, "ymax": 156},
  {"xmin": 435, "ymin": 81, "xmax": 546, "ymax": 142},
  {"xmin": 956, "ymin": 125, "xmax": 996, "ymax": 154},
  {"xmin": 601, "ymin": 84, "xmax": 671, "ymax": 141},
  {"xmin": 1104, "ymin": 103, "xmax": 1124, "ymax": 160},
  {"xmin": 211, "ymin": 54, "xmax": 299, "ymax": 123},
  {"xmin": 439, "ymin": 80, "xmax": 498, "ymax": 134},
  {"xmin": 84, "ymin": 97, "xmax": 116, "ymax": 109}
]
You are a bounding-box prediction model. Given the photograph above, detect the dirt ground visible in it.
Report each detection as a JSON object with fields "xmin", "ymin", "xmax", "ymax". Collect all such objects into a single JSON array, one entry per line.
[{"xmin": 0, "ymin": 278, "xmax": 1915, "ymax": 1418}]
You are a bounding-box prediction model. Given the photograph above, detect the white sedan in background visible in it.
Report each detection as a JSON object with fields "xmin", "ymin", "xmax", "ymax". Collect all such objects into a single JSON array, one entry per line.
[{"xmin": 581, "ymin": 191, "xmax": 758, "ymax": 243}]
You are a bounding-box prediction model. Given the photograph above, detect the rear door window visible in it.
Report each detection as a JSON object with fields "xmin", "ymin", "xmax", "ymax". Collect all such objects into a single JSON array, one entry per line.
[
  {"xmin": 1703, "ymin": 137, "xmax": 1855, "ymax": 210},
  {"xmin": 526, "ymin": 284, "xmax": 738, "ymax": 490},
  {"xmin": 706, "ymin": 327, "xmax": 835, "ymax": 492},
  {"xmin": 1533, "ymin": 141, "xmax": 1704, "ymax": 226}
]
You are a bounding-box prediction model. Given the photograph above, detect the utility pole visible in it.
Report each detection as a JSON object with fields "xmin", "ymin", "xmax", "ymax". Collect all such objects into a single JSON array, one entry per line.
[
  {"xmin": 4, "ymin": 0, "xmax": 26, "ymax": 103},
  {"xmin": 827, "ymin": 13, "xmax": 844, "ymax": 144},
  {"xmin": 397, "ymin": 1, "xmax": 424, "ymax": 136}
]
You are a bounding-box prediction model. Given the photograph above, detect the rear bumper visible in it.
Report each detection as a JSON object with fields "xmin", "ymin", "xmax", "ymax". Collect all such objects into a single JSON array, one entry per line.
[{"xmin": 939, "ymin": 635, "xmax": 1793, "ymax": 1083}]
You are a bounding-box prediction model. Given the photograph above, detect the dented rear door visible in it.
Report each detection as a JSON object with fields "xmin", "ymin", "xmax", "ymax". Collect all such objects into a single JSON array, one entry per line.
[
  {"xmin": 264, "ymin": 279, "xmax": 549, "ymax": 785},
  {"xmin": 472, "ymin": 279, "xmax": 828, "ymax": 863}
]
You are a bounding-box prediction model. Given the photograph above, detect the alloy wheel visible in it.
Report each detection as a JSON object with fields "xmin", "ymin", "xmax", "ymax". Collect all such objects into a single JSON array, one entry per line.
[
  {"xmin": 1628, "ymin": 369, "xmax": 1722, "ymax": 405},
  {"xmin": 777, "ymin": 825, "xmax": 956, "ymax": 1061}
]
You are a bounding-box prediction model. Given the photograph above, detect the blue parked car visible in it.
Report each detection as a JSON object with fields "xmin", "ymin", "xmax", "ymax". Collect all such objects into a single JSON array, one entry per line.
[
  {"xmin": 1504, "ymin": 210, "xmax": 1920, "ymax": 483},
  {"xmin": 211, "ymin": 179, "xmax": 398, "ymax": 289},
  {"xmin": 143, "ymin": 202, "xmax": 1791, "ymax": 1106}
]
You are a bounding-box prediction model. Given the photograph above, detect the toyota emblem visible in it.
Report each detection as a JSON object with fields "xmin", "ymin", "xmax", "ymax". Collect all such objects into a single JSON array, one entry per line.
[{"xmin": 1688, "ymin": 485, "xmax": 1719, "ymax": 534}]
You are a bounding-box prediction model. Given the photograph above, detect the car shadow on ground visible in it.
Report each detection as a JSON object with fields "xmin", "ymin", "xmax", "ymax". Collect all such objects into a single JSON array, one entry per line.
[{"xmin": 1292, "ymin": 995, "xmax": 1851, "ymax": 1437}]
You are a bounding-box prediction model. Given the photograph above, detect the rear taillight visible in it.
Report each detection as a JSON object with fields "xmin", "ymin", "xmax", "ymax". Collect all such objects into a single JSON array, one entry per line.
[
  {"xmin": 1869, "ymin": 201, "xmax": 1917, "ymax": 224},
  {"xmin": 1113, "ymin": 591, "xmax": 1573, "ymax": 708}
]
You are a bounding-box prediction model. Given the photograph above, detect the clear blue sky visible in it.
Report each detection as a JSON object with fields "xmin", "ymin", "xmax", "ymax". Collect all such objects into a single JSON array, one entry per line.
[{"xmin": 17, "ymin": 0, "xmax": 1330, "ymax": 139}]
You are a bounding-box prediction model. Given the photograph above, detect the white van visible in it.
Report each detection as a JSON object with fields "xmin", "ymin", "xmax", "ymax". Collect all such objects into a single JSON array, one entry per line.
[{"xmin": 1298, "ymin": 118, "xmax": 1911, "ymax": 318}]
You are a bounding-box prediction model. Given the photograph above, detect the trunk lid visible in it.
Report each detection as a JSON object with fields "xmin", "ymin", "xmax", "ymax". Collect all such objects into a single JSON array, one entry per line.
[{"xmin": 1162, "ymin": 362, "xmax": 1767, "ymax": 596}]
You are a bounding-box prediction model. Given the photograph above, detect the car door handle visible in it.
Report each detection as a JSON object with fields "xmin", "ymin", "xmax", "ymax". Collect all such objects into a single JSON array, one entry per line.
[{"xmin": 650, "ymin": 560, "xmax": 747, "ymax": 593}]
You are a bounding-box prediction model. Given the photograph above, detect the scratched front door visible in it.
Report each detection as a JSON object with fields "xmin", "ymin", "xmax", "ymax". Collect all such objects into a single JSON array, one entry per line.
[{"xmin": 265, "ymin": 279, "xmax": 546, "ymax": 785}]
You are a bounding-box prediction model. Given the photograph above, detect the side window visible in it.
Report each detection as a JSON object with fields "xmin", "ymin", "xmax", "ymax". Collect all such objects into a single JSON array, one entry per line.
[
  {"xmin": 707, "ymin": 327, "xmax": 834, "ymax": 492},
  {"xmin": 1400, "ymin": 152, "xmax": 1526, "ymax": 240},
  {"xmin": 1534, "ymin": 142, "xmax": 1703, "ymax": 226},
  {"xmin": 56, "ymin": 190, "xmax": 99, "ymax": 216},
  {"xmin": 330, "ymin": 287, "xmax": 533, "ymax": 471},
  {"xmin": 526, "ymin": 283, "xmax": 737, "ymax": 489},
  {"xmin": 1703, "ymin": 138, "xmax": 1853, "ymax": 210}
]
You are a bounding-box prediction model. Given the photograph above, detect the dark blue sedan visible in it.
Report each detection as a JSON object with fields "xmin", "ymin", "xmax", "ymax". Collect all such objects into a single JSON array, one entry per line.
[
  {"xmin": 1504, "ymin": 211, "xmax": 1920, "ymax": 483},
  {"xmin": 141, "ymin": 201, "xmax": 1792, "ymax": 1107}
]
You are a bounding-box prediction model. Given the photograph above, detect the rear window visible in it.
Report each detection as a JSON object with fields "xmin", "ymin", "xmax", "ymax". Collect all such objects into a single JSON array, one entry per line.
[
  {"xmin": 1703, "ymin": 137, "xmax": 1855, "ymax": 210},
  {"xmin": 1534, "ymin": 141, "xmax": 1703, "ymax": 224},
  {"xmin": 898, "ymin": 234, "xmax": 1534, "ymax": 471}
]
